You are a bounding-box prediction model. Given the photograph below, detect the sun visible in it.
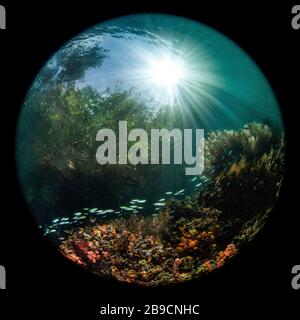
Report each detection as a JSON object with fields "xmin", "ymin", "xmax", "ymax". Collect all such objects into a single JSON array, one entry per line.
[
  {"xmin": 148, "ymin": 57, "xmax": 185, "ymax": 88},
  {"xmin": 142, "ymin": 54, "xmax": 186, "ymax": 105}
]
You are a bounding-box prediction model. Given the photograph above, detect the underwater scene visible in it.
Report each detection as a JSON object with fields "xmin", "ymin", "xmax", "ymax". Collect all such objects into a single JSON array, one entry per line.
[{"xmin": 16, "ymin": 14, "xmax": 285, "ymax": 286}]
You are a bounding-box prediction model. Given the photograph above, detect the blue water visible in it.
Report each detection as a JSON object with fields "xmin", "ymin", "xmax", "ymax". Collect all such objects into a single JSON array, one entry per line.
[{"xmin": 16, "ymin": 14, "xmax": 284, "ymax": 231}]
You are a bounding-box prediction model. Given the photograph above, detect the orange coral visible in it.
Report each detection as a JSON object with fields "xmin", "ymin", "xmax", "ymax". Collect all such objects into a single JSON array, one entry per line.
[
  {"xmin": 187, "ymin": 239, "xmax": 199, "ymax": 249},
  {"xmin": 216, "ymin": 243, "xmax": 237, "ymax": 268},
  {"xmin": 201, "ymin": 260, "xmax": 215, "ymax": 272}
]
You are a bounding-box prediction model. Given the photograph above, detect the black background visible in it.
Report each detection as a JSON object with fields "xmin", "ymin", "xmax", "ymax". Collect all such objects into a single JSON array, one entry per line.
[{"xmin": 0, "ymin": 0, "xmax": 299, "ymax": 318}]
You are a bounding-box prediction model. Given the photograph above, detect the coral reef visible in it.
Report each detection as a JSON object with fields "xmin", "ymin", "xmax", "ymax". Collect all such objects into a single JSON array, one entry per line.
[
  {"xmin": 57, "ymin": 123, "xmax": 285, "ymax": 286},
  {"xmin": 59, "ymin": 211, "xmax": 238, "ymax": 286}
]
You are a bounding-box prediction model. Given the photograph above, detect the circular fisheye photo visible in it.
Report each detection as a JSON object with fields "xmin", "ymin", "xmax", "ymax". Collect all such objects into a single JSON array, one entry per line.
[{"xmin": 16, "ymin": 14, "xmax": 285, "ymax": 286}]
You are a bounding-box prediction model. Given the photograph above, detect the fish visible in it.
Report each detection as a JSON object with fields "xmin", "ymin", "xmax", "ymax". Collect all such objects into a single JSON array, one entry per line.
[
  {"xmin": 165, "ymin": 191, "xmax": 173, "ymax": 195},
  {"xmin": 104, "ymin": 209, "xmax": 114, "ymax": 213},
  {"xmin": 174, "ymin": 189, "xmax": 185, "ymax": 195},
  {"xmin": 120, "ymin": 206, "xmax": 134, "ymax": 211},
  {"xmin": 159, "ymin": 198, "xmax": 165, "ymax": 202},
  {"xmin": 89, "ymin": 208, "xmax": 98, "ymax": 213},
  {"xmin": 190, "ymin": 177, "xmax": 197, "ymax": 182},
  {"xmin": 66, "ymin": 160, "xmax": 75, "ymax": 170},
  {"xmin": 130, "ymin": 205, "xmax": 138, "ymax": 208},
  {"xmin": 195, "ymin": 183, "xmax": 202, "ymax": 187},
  {"xmin": 137, "ymin": 200, "xmax": 146, "ymax": 203},
  {"xmin": 52, "ymin": 218, "xmax": 59, "ymax": 223},
  {"xmin": 61, "ymin": 217, "xmax": 69, "ymax": 221},
  {"xmin": 154, "ymin": 202, "xmax": 165, "ymax": 206},
  {"xmin": 74, "ymin": 212, "xmax": 82, "ymax": 216}
]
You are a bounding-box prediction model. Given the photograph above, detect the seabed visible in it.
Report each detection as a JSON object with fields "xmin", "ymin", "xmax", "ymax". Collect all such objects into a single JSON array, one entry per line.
[{"xmin": 45, "ymin": 122, "xmax": 285, "ymax": 286}]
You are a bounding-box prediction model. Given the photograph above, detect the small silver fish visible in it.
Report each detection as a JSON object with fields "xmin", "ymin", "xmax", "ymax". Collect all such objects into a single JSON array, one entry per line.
[{"xmin": 121, "ymin": 206, "xmax": 134, "ymax": 211}]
